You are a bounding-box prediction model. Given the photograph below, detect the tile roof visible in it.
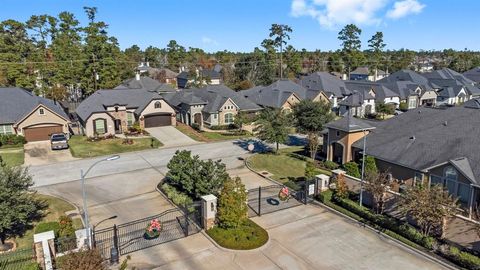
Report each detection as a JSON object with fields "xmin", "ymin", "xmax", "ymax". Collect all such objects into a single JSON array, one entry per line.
[
  {"xmin": 0, "ymin": 87, "xmax": 68, "ymax": 124},
  {"xmin": 352, "ymin": 104, "xmax": 480, "ymax": 185}
]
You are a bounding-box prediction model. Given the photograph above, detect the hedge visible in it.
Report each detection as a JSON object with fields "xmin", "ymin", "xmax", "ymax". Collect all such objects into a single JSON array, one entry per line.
[
  {"xmin": 342, "ymin": 162, "xmax": 360, "ymax": 178},
  {"xmin": 317, "ymin": 190, "xmax": 480, "ymax": 269},
  {"xmin": 161, "ymin": 183, "xmax": 193, "ymax": 207},
  {"xmin": 0, "ymin": 134, "xmax": 26, "ymax": 147},
  {"xmin": 206, "ymin": 219, "xmax": 268, "ymax": 250}
]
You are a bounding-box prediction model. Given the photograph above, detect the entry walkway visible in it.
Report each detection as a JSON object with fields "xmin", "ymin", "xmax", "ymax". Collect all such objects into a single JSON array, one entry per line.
[{"xmin": 146, "ymin": 126, "xmax": 198, "ymax": 147}]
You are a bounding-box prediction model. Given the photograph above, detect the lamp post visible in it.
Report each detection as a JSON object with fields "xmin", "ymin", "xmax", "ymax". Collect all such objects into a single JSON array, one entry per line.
[
  {"xmin": 359, "ymin": 130, "xmax": 367, "ymax": 207},
  {"xmin": 81, "ymin": 155, "xmax": 120, "ymax": 248}
]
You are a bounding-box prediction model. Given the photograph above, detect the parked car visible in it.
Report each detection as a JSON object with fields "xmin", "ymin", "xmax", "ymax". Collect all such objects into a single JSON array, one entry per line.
[
  {"xmin": 394, "ymin": 109, "xmax": 404, "ymax": 116},
  {"xmin": 50, "ymin": 133, "xmax": 69, "ymax": 150}
]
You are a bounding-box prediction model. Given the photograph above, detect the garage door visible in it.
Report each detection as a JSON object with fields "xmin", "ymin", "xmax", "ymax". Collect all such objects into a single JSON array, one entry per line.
[
  {"xmin": 144, "ymin": 114, "xmax": 172, "ymax": 128},
  {"xmin": 23, "ymin": 125, "xmax": 63, "ymax": 142}
]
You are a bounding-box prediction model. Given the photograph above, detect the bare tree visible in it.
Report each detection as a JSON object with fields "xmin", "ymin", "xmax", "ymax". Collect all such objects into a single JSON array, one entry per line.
[
  {"xmin": 364, "ymin": 171, "xmax": 391, "ymax": 214},
  {"xmin": 399, "ymin": 185, "xmax": 458, "ymax": 237}
]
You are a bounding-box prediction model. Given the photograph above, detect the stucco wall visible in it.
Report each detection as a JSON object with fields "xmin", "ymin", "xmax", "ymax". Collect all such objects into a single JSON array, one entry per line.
[
  {"xmin": 141, "ymin": 99, "xmax": 175, "ymax": 117},
  {"xmin": 85, "ymin": 112, "xmax": 115, "ymax": 137},
  {"xmin": 17, "ymin": 105, "xmax": 69, "ymax": 135}
]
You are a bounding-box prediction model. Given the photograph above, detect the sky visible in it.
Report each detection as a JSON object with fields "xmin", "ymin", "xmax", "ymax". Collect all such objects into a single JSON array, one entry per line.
[{"xmin": 0, "ymin": 0, "xmax": 478, "ymax": 52}]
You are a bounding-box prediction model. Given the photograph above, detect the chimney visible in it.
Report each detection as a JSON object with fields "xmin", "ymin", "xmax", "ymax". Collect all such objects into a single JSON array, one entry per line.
[{"xmin": 135, "ymin": 72, "xmax": 140, "ymax": 81}]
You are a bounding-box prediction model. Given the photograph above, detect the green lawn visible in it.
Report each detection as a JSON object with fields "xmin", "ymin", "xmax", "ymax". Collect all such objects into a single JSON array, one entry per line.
[
  {"xmin": 207, "ymin": 219, "xmax": 268, "ymax": 250},
  {"xmin": 0, "ymin": 147, "xmax": 24, "ymax": 166},
  {"xmin": 14, "ymin": 194, "xmax": 83, "ymax": 249},
  {"xmin": 175, "ymin": 123, "xmax": 252, "ymax": 142},
  {"xmin": 69, "ymin": 135, "xmax": 162, "ymax": 158},
  {"xmin": 248, "ymin": 147, "xmax": 331, "ymax": 183},
  {"xmin": 175, "ymin": 123, "xmax": 209, "ymax": 142}
]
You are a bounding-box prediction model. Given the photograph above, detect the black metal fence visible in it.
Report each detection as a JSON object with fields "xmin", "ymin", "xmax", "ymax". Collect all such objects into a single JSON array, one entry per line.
[
  {"xmin": 93, "ymin": 203, "xmax": 202, "ymax": 261},
  {"xmin": 0, "ymin": 248, "xmax": 37, "ymax": 270},
  {"xmin": 248, "ymin": 180, "xmax": 318, "ymax": 217}
]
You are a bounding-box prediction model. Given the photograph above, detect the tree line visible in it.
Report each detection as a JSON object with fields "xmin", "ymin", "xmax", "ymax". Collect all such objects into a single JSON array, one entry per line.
[{"xmin": 2, "ymin": 7, "xmax": 480, "ymax": 99}]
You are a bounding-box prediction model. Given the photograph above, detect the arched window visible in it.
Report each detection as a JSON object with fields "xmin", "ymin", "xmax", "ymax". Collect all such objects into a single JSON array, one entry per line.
[
  {"xmin": 154, "ymin": 101, "xmax": 162, "ymax": 109},
  {"xmin": 444, "ymin": 166, "xmax": 457, "ymax": 181},
  {"xmin": 224, "ymin": 113, "xmax": 234, "ymax": 124}
]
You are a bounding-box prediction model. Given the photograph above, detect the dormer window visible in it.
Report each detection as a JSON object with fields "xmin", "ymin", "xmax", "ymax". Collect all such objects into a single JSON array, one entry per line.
[
  {"xmin": 154, "ymin": 101, "xmax": 162, "ymax": 109},
  {"xmin": 39, "ymin": 108, "xmax": 45, "ymax": 115}
]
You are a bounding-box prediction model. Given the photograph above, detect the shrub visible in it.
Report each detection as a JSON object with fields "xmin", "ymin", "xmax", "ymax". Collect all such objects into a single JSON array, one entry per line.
[
  {"xmin": 217, "ymin": 177, "xmax": 248, "ymax": 229},
  {"xmin": 55, "ymin": 249, "xmax": 106, "ymax": 270},
  {"xmin": 364, "ymin": 156, "xmax": 378, "ymax": 176},
  {"xmin": 0, "ymin": 134, "xmax": 26, "ymax": 147},
  {"xmin": 323, "ymin": 160, "xmax": 339, "ymax": 170},
  {"xmin": 161, "ymin": 183, "xmax": 193, "ymax": 207},
  {"xmin": 206, "ymin": 219, "xmax": 268, "ymax": 250},
  {"xmin": 209, "ymin": 124, "xmax": 236, "ymax": 130},
  {"xmin": 343, "ymin": 162, "xmax": 360, "ymax": 178},
  {"xmin": 34, "ymin": 222, "xmax": 60, "ymax": 237},
  {"xmin": 58, "ymin": 216, "xmax": 75, "ymax": 238},
  {"xmin": 191, "ymin": 123, "xmax": 201, "ymax": 131},
  {"xmin": 399, "ymin": 101, "xmax": 408, "ymax": 112},
  {"xmin": 284, "ymin": 180, "xmax": 301, "ymax": 191},
  {"xmin": 446, "ymin": 246, "xmax": 480, "ymax": 269}
]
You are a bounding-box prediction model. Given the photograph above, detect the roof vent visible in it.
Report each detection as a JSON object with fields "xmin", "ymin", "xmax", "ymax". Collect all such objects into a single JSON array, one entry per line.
[
  {"xmin": 409, "ymin": 136, "xmax": 416, "ymax": 140},
  {"xmin": 418, "ymin": 110, "xmax": 421, "ymax": 113},
  {"xmin": 443, "ymin": 121, "xmax": 448, "ymax": 126}
]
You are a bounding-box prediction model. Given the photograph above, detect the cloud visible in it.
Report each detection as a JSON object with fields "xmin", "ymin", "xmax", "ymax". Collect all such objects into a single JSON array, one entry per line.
[
  {"xmin": 291, "ymin": 0, "xmax": 387, "ymax": 28},
  {"xmin": 291, "ymin": 0, "xmax": 425, "ymax": 28},
  {"xmin": 386, "ymin": 0, "xmax": 425, "ymax": 19},
  {"xmin": 201, "ymin": 36, "xmax": 219, "ymax": 46}
]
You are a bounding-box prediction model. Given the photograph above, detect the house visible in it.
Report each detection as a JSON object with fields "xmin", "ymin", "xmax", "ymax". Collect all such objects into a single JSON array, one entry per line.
[
  {"xmin": 300, "ymin": 72, "xmax": 351, "ymax": 109},
  {"xmin": 0, "ymin": 88, "xmax": 70, "ymax": 141},
  {"xmin": 115, "ymin": 74, "xmax": 176, "ymax": 93},
  {"xmin": 325, "ymin": 100, "xmax": 480, "ymax": 217},
  {"xmin": 379, "ymin": 69, "xmax": 438, "ymax": 108},
  {"xmin": 349, "ymin": 66, "xmax": 388, "ymax": 81},
  {"xmin": 76, "ymin": 88, "xmax": 176, "ymax": 137},
  {"xmin": 338, "ymin": 91, "xmax": 376, "ymax": 118},
  {"xmin": 243, "ymin": 79, "xmax": 330, "ymax": 111},
  {"xmin": 163, "ymin": 85, "xmax": 262, "ymax": 127},
  {"xmin": 422, "ymin": 68, "xmax": 480, "ymax": 102},
  {"xmin": 176, "ymin": 68, "xmax": 222, "ymax": 89},
  {"xmin": 463, "ymin": 67, "xmax": 480, "ymax": 85},
  {"xmin": 345, "ymin": 81, "xmax": 400, "ymax": 108}
]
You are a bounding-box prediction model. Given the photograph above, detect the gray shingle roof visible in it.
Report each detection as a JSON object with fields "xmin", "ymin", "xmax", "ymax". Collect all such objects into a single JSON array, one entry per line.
[
  {"xmin": 177, "ymin": 68, "xmax": 221, "ymax": 80},
  {"xmin": 325, "ymin": 116, "xmax": 375, "ymax": 132},
  {"xmin": 380, "ymin": 81, "xmax": 421, "ymax": 100},
  {"xmin": 300, "ymin": 72, "xmax": 351, "ymax": 98},
  {"xmin": 379, "ymin": 69, "xmax": 437, "ymax": 89},
  {"xmin": 464, "ymin": 67, "xmax": 480, "ymax": 84},
  {"xmin": 243, "ymin": 80, "xmax": 308, "ymax": 108},
  {"xmin": 345, "ymin": 81, "xmax": 399, "ymax": 102},
  {"xmin": 76, "ymin": 89, "xmax": 166, "ymax": 122},
  {"xmin": 114, "ymin": 76, "xmax": 175, "ymax": 92},
  {"xmin": 350, "ymin": 66, "xmax": 387, "ymax": 76},
  {"xmin": 352, "ymin": 105, "xmax": 480, "ymax": 185},
  {"xmin": 164, "ymin": 85, "xmax": 261, "ymax": 113},
  {"xmin": 0, "ymin": 87, "xmax": 68, "ymax": 124}
]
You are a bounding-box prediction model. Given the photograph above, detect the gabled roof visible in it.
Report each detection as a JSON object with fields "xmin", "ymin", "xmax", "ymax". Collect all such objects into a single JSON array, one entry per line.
[
  {"xmin": 0, "ymin": 87, "xmax": 68, "ymax": 125},
  {"xmin": 243, "ymin": 79, "xmax": 307, "ymax": 108},
  {"xmin": 76, "ymin": 89, "xmax": 167, "ymax": 122},
  {"xmin": 423, "ymin": 68, "xmax": 475, "ymax": 85},
  {"xmin": 325, "ymin": 116, "xmax": 375, "ymax": 132},
  {"xmin": 300, "ymin": 72, "xmax": 351, "ymax": 98},
  {"xmin": 437, "ymin": 86, "xmax": 466, "ymax": 98},
  {"xmin": 177, "ymin": 68, "xmax": 221, "ymax": 80},
  {"xmin": 464, "ymin": 67, "xmax": 480, "ymax": 84},
  {"xmin": 350, "ymin": 66, "xmax": 387, "ymax": 76},
  {"xmin": 464, "ymin": 98, "xmax": 480, "ymax": 109},
  {"xmin": 345, "ymin": 81, "xmax": 399, "ymax": 102},
  {"xmin": 352, "ymin": 105, "xmax": 480, "ymax": 185},
  {"xmin": 114, "ymin": 76, "xmax": 175, "ymax": 92},
  {"xmin": 379, "ymin": 69, "xmax": 437, "ymax": 90},
  {"xmin": 380, "ymin": 81, "xmax": 423, "ymax": 100},
  {"xmin": 164, "ymin": 85, "xmax": 261, "ymax": 113}
]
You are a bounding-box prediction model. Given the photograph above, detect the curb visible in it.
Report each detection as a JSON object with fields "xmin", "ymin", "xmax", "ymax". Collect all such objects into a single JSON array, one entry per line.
[
  {"xmin": 244, "ymin": 155, "xmax": 284, "ymax": 186},
  {"xmin": 312, "ymin": 200, "xmax": 459, "ymax": 270}
]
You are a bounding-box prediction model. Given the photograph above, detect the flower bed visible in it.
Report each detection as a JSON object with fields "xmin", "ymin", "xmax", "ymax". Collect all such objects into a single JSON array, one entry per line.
[
  {"xmin": 317, "ymin": 190, "xmax": 480, "ymax": 269},
  {"xmin": 206, "ymin": 219, "xmax": 268, "ymax": 250}
]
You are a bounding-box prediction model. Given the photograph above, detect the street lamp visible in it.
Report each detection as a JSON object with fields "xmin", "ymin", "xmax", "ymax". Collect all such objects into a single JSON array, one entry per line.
[
  {"xmin": 359, "ymin": 130, "xmax": 367, "ymax": 207},
  {"xmin": 81, "ymin": 155, "xmax": 120, "ymax": 248}
]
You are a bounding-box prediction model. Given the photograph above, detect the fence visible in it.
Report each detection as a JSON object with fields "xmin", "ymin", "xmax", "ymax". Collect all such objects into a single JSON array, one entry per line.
[
  {"xmin": 93, "ymin": 204, "xmax": 202, "ymax": 260},
  {"xmin": 0, "ymin": 248, "xmax": 37, "ymax": 270}
]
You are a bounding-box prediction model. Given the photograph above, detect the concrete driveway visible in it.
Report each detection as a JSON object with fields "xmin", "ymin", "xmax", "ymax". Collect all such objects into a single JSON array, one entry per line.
[
  {"xmin": 121, "ymin": 204, "xmax": 448, "ymax": 270},
  {"xmin": 146, "ymin": 126, "xmax": 198, "ymax": 148},
  {"xmin": 24, "ymin": 141, "xmax": 76, "ymax": 166}
]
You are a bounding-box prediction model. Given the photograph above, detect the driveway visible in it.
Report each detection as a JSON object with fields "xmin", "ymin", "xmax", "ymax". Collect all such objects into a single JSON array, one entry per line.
[
  {"xmin": 121, "ymin": 204, "xmax": 447, "ymax": 270},
  {"xmin": 24, "ymin": 141, "xmax": 76, "ymax": 166},
  {"xmin": 146, "ymin": 126, "xmax": 198, "ymax": 148}
]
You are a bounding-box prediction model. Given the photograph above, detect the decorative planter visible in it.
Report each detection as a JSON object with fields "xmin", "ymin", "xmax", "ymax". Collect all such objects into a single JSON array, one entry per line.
[
  {"xmin": 144, "ymin": 219, "xmax": 162, "ymax": 240},
  {"xmin": 278, "ymin": 187, "xmax": 290, "ymax": 202}
]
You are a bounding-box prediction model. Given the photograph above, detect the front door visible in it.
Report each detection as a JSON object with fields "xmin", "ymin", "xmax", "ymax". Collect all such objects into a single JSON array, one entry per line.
[{"xmin": 114, "ymin": 119, "xmax": 122, "ymax": 134}]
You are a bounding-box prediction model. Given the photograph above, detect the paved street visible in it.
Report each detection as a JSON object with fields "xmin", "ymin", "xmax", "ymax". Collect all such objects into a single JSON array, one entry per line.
[
  {"xmin": 30, "ymin": 140, "xmax": 251, "ymax": 187},
  {"xmin": 122, "ymin": 205, "xmax": 448, "ymax": 270},
  {"xmin": 146, "ymin": 126, "xmax": 198, "ymax": 148}
]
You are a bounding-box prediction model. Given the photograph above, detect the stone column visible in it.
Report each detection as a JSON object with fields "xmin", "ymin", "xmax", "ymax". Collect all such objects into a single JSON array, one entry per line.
[
  {"xmin": 201, "ymin": 194, "xmax": 217, "ymax": 230},
  {"xmin": 315, "ymin": 174, "xmax": 331, "ymax": 192},
  {"xmin": 33, "ymin": 230, "xmax": 55, "ymax": 270}
]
